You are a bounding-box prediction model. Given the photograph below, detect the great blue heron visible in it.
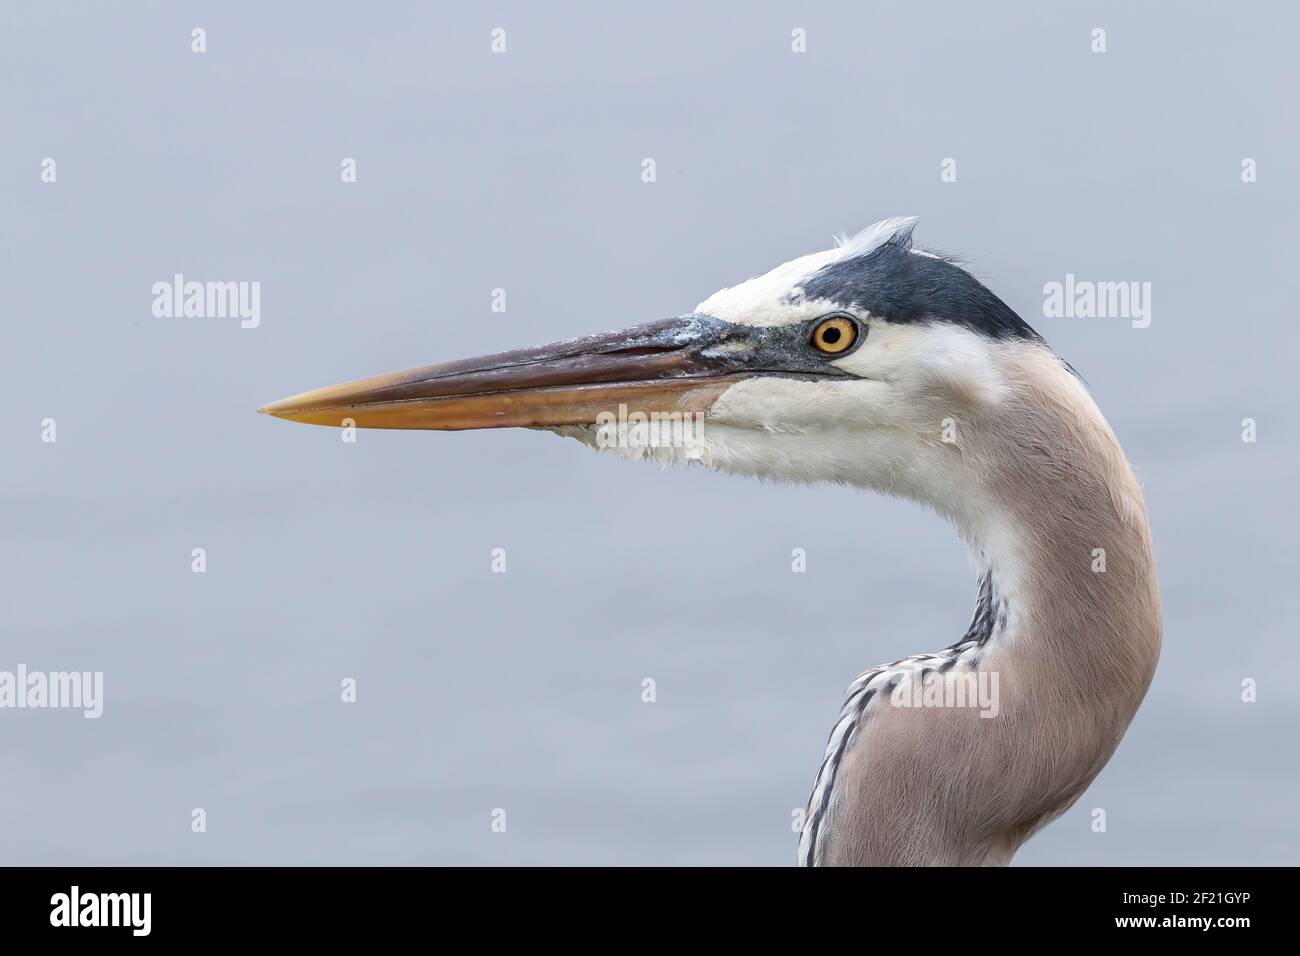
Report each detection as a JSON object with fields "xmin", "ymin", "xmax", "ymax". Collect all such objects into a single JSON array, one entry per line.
[{"xmin": 261, "ymin": 218, "xmax": 1161, "ymax": 866}]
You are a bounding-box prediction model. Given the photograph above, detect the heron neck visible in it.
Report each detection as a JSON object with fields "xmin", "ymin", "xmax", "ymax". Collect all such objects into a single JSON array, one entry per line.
[{"xmin": 944, "ymin": 380, "xmax": 1162, "ymax": 709}]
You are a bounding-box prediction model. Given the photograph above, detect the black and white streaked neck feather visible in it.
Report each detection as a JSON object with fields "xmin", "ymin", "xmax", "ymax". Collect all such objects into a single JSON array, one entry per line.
[{"xmin": 797, "ymin": 572, "xmax": 1008, "ymax": 867}]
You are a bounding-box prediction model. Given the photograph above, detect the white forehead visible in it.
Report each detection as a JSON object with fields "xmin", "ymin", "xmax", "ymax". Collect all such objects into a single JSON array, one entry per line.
[
  {"xmin": 694, "ymin": 216, "xmax": 918, "ymax": 327},
  {"xmin": 694, "ymin": 248, "xmax": 840, "ymax": 326}
]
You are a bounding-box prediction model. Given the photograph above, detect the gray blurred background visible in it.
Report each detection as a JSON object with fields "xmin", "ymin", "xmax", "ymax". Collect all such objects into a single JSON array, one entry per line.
[{"xmin": 3, "ymin": 1, "xmax": 1297, "ymax": 865}]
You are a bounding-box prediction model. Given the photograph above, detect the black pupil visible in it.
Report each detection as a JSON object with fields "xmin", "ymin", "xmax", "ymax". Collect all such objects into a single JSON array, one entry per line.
[{"xmin": 821, "ymin": 326, "xmax": 842, "ymax": 345}]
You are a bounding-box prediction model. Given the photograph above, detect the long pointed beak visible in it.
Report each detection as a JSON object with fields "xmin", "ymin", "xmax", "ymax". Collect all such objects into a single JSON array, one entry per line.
[{"xmin": 258, "ymin": 316, "xmax": 739, "ymax": 430}]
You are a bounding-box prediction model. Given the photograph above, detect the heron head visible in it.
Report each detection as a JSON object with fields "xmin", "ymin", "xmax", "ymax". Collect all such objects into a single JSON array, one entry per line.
[{"xmin": 261, "ymin": 217, "xmax": 1061, "ymax": 513}]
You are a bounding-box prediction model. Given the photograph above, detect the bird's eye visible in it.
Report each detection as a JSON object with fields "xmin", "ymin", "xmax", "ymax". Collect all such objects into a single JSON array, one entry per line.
[{"xmin": 811, "ymin": 316, "xmax": 858, "ymax": 354}]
